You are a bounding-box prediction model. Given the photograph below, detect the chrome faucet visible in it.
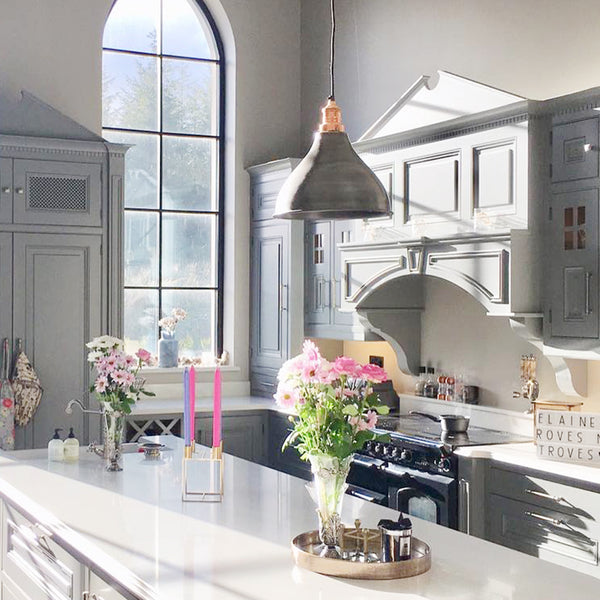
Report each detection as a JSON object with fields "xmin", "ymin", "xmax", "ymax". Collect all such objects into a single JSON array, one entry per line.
[
  {"xmin": 65, "ymin": 398, "xmax": 102, "ymax": 415},
  {"xmin": 65, "ymin": 399, "xmax": 106, "ymax": 457}
]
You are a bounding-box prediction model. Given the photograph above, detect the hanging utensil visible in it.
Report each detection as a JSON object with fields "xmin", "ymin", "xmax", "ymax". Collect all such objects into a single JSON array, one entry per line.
[
  {"xmin": 12, "ymin": 340, "xmax": 43, "ymax": 428},
  {"xmin": 0, "ymin": 338, "xmax": 15, "ymax": 449}
]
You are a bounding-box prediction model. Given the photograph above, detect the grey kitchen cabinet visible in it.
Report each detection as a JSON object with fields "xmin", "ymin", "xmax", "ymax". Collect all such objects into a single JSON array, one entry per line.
[
  {"xmin": 248, "ymin": 160, "xmax": 303, "ymax": 397},
  {"xmin": 0, "ymin": 126, "xmax": 126, "ymax": 450},
  {"xmin": 304, "ymin": 219, "xmax": 372, "ymax": 340},
  {"xmin": 543, "ymin": 108, "xmax": 600, "ymax": 350},
  {"xmin": 195, "ymin": 412, "xmax": 267, "ymax": 465},
  {"xmin": 547, "ymin": 189, "xmax": 599, "ymax": 339},
  {"xmin": 0, "ymin": 158, "xmax": 102, "ymax": 227},
  {"xmin": 12, "ymin": 233, "xmax": 102, "ymax": 449},
  {"xmin": 476, "ymin": 461, "xmax": 600, "ymax": 577},
  {"xmin": 267, "ymin": 410, "xmax": 310, "ymax": 480}
]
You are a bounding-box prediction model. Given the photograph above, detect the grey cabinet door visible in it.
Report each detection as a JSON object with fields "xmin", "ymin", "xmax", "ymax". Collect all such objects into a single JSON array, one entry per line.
[
  {"xmin": 305, "ymin": 221, "xmax": 331, "ymax": 326},
  {"xmin": 332, "ymin": 220, "xmax": 354, "ymax": 328},
  {"xmin": 13, "ymin": 159, "xmax": 102, "ymax": 227},
  {"xmin": 250, "ymin": 221, "xmax": 288, "ymax": 371},
  {"xmin": 549, "ymin": 189, "xmax": 599, "ymax": 338},
  {"xmin": 196, "ymin": 413, "xmax": 266, "ymax": 464},
  {"xmin": 552, "ymin": 118, "xmax": 599, "ymax": 183},
  {"xmin": 0, "ymin": 159, "xmax": 12, "ymax": 224},
  {"xmin": 12, "ymin": 233, "xmax": 102, "ymax": 449},
  {"xmin": 0, "ymin": 233, "xmax": 12, "ymax": 345}
]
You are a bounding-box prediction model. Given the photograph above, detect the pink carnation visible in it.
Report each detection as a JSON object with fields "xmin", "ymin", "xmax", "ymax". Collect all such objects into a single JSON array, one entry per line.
[
  {"xmin": 136, "ymin": 348, "xmax": 152, "ymax": 363},
  {"xmin": 359, "ymin": 363, "xmax": 388, "ymax": 383},
  {"xmin": 333, "ymin": 356, "xmax": 361, "ymax": 378},
  {"xmin": 366, "ymin": 409, "xmax": 378, "ymax": 429},
  {"xmin": 302, "ymin": 339, "xmax": 321, "ymax": 362},
  {"xmin": 95, "ymin": 375, "xmax": 108, "ymax": 393},
  {"xmin": 349, "ymin": 415, "xmax": 369, "ymax": 431}
]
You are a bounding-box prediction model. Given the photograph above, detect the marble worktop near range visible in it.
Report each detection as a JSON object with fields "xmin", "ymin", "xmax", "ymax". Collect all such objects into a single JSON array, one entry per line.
[{"xmin": 0, "ymin": 437, "xmax": 599, "ymax": 599}]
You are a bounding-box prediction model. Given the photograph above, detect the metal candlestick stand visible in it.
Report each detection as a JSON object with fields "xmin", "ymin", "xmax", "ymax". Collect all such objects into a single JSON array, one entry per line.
[{"xmin": 182, "ymin": 442, "xmax": 224, "ymax": 502}]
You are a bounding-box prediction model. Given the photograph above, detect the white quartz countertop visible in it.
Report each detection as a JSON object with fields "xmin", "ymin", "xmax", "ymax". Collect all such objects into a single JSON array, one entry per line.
[
  {"xmin": 0, "ymin": 437, "xmax": 598, "ymax": 599},
  {"xmin": 456, "ymin": 442, "xmax": 600, "ymax": 486}
]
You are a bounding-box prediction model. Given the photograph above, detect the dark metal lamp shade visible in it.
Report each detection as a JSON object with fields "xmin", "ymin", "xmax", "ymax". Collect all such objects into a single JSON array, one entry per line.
[{"xmin": 273, "ymin": 131, "xmax": 391, "ymax": 220}]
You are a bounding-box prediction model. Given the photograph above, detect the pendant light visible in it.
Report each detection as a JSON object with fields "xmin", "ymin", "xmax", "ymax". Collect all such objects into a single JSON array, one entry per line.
[{"xmin": 273, "ymin": 0, "xmax": 390, "ymax": 220}]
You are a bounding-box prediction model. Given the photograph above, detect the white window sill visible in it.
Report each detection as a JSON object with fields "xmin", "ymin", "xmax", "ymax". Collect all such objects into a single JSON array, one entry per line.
[{"xmin": 141, "ymin": 365, "xmax": 241, "ymax": 375}]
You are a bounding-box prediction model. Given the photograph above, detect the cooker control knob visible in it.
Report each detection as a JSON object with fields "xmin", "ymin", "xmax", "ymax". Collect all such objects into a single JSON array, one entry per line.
[
  {"xmin": 374, "ymin": 443, "xmax": 384, "ymax": 455},
  {"xmin": 390, "ymin": 447, "xmax": 401, "ymax": 459},
  {"xmin": 400, "ymin": 449, "xmax": 413, "ymax": 462},
  {"xmin": 365, "ymin": 440, "xmax": 375, "ymax": 453},
  {"xmin": 382, "ymin": 444, "xmax": 392, "ymax": 456},
  {"xmin": 439, "ymin": 458, "xmax": 451, "ymax": 472}
]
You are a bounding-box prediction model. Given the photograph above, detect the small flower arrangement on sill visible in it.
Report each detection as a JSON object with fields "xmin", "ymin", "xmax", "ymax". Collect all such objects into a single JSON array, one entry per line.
[
  {"xmin": 87, "ymin": 335, "xmax": 155, "ymax": 471},
  {"xmin": 157, "ymin": 308, "xmax": 186, "ymax": 368},
  {"xmin": 274, "ymin": 340, "xmax": 389, "ymax": 555}
]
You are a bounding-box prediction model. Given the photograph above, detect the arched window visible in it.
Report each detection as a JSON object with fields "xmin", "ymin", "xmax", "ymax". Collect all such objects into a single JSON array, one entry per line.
[{"xmin": 102, "ymin": 0, "xmax": 224, "ymax": 360}]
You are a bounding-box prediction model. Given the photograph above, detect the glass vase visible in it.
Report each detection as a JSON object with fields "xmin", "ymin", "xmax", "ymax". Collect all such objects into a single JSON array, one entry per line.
[
  {"xmin": 158, "ymin": 331, "xmax": 178, "ymax": 368},
  {"xmin": 102, "ymin": 404, "xmax": 125, "ymax": 472},
  {"xmin": 307, "ymin": 453, "xmax": 352, "ymax": 558}
]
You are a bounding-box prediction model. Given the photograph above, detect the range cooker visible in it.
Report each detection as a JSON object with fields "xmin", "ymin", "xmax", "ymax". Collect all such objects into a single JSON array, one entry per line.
[{"xmin": 347, "ymin": 414, "xmax": 530, "ymax": 529}]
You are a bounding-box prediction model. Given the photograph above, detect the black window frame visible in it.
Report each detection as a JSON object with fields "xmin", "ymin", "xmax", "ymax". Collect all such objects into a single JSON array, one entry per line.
[{"xmin": 102, "ymin": 0, "xmax": 226, "ymax": 358}]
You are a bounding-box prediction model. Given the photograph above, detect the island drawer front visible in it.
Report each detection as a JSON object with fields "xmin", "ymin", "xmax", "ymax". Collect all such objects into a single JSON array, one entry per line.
[
  {"xmin": 2, "ymin": 504, "xmax": 83, "ymax": 600},
  {"xmin": 488, "ymin": 465, "xmax": 600, "ymax": 533},
  {"xmin": 488, "ymin": 494, "xmax": 599, "ymax": 571}
]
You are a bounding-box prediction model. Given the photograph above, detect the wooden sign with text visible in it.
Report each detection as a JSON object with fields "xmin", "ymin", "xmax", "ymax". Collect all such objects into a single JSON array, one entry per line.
[{"xmin": 536, "ymin": 410, "xmax": 600, "ymax": 466}]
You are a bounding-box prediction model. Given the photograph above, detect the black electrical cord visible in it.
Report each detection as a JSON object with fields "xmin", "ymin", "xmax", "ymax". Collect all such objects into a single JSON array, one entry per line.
[{"xmin": 329, "ymin": 0, "xmax": 336, "ymax": 100}]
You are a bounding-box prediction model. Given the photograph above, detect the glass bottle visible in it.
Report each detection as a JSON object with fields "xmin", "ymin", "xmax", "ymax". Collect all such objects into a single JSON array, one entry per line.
[
  {"xmin": 414, "ymin": 366, "xmax": 427, "ymax": 396},
  {"xmin": 423, "ymin": 367, "xmax": 438, "ymax": 398},
  {"xmin": 437, "ymin": 375, "xmax": 447, "ymax": 401}
]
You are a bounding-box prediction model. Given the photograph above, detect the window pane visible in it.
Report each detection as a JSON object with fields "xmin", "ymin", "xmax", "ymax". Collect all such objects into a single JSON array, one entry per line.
[
  {"xmin": 163, "ymin": 136, "xmax": 217, "ymax": 210},
  {"xmin": 104, "ymin": 0, "xmax": 160, "ymax": 54},
  {"xmin": 162, "ymin": 213, "xmax": 215, "ymax": 286},
  {"xmin": 103, "ymin": 52, "xmax": 159, "ymax": 131},
  {"xmin": 124, "ymin": 289, "xmax": 159, "ymax": 355},
  {"xmin": 103, "ymin": 130, "xmax": 159, "ymax": 208},
  {"xmin": 163, "ymin": 59, "xmax": 218, "ymax": 135},
  {"xmin": 125, "ymin": 211, "xmax": 159, "ymax": 286},
  {"xmin": 162, "ymin": 289, "xmax": 215, "ymax": 356},
  {"xmin": 162, "ymin": 0, "xmax": 217, "ymax": 59}
]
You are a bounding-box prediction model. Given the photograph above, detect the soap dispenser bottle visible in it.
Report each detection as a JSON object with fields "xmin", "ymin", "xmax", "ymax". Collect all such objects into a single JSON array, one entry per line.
[
  {"xmin": 48, "ymin": 429, "xmax": 64, "ymax": 462},
  {"xmin": 63, "ymin": 427, "xmax": 79, "ymax": 462}
]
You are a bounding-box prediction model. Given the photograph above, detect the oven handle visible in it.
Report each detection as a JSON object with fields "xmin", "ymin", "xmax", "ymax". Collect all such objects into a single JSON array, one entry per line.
[{"xmin": 346, "ymin": 484, "xmax": 386, "ymax": 504}]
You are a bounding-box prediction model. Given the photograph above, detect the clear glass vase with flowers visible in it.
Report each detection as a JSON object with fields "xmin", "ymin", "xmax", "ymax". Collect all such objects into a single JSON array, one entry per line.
[
  {"xmin": 87, "ymin": 336, "xmax": 154, "ymax": 471},
  {"xmin": 275, "ymin": 340, "xmax": 390, "ymax": 556}
]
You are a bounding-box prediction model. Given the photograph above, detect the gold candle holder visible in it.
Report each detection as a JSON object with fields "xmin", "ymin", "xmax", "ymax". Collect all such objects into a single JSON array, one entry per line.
[{"xmin": 182, "ymin": 442, "xmax": 224, "ymax": 502}]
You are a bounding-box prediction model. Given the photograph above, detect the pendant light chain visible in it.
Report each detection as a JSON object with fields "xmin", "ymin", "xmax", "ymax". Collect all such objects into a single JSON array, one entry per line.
[{"xmin": 329, "ymin": 0, "xmax": 336, "ymax": 100}]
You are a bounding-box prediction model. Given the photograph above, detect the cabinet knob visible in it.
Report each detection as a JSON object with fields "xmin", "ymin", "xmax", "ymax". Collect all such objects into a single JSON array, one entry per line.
[
  {"xmin": 1, "ymin": 187, "xmax": 10, "ymax": 194},
  {"xmin": 15, "ymin": 187, "xmax": 24, "ymax": 195}
]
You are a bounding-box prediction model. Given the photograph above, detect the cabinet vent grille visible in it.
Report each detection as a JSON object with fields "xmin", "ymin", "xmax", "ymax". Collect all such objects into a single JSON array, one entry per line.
[{"xmin": 28, "ymin": 175, "xmax": 88, "ymax": 212}]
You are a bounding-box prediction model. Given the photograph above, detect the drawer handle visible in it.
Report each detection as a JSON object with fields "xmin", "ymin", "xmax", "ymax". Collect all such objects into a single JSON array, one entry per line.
[
  {"xmin": 525, "ymin": 511, "xmax": 596, "ymax": 545},
  {"xmin": 15, "ymin": 187, "xmax": 24, "ymax": 195},
  {"xmin": 1, "ymin": 187, "xmax": 10, "ymax": 194},
  {"xmin": 525, "ymin": 489, "xmax": 566, "ymax": 504},
  {"xmin": 525, "ymin": 510, "xmax": 565, "ymax": 527}
]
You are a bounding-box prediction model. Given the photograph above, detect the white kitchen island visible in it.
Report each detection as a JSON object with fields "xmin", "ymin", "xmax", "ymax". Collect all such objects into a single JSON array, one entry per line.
[{"xmin": 0, "ymin": 437, "xmax": 598, "ymax": 600}]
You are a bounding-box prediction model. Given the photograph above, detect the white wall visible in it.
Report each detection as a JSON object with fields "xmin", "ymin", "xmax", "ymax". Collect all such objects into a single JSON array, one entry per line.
[
  {"xmin": 301, "ymin": 0, "xmax": 600, "ymax": 145},
  {"xmin": 0, "ymin": 0, "xmax": 302, "ymax": 390}
]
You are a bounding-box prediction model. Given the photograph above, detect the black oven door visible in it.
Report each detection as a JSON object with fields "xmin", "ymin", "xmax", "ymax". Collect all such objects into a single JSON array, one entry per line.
[
  {"xmin": 386, "ymin": 465, "xmax": 458, "ymax": 529},
  {"xmin": 347, "ymin": 455, "xmax": 388, "ymax": 505}
]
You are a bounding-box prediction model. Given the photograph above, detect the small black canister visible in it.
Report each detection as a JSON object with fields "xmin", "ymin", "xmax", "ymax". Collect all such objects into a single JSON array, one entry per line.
[{"xmin": 378, "ymin": 516, "xmax": 413, "ymax": 561}]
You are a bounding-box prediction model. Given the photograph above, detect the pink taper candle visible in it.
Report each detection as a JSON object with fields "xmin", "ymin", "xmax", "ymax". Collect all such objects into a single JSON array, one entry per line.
[
  {"xmin": 189, "ymin": 366, "xmax": 196, "ymax": 443},
  {"xmin": 212, "ymin": 364, "xmax": 221, "ymax": 448}
]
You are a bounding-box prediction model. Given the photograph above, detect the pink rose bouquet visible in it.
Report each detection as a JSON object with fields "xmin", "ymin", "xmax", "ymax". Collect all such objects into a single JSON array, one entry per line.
[
  {"xmin": 275, "ymin": 340, "xmax": 390, "ymax": 461},
  {"xmin": 86, "ymin": 335, "xmax": 155, "ymax": 413}
]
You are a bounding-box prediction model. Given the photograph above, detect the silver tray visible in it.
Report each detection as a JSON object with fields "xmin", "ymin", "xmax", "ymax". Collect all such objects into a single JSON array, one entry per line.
[{"xmin": 291, "ymin": 529, "xmax": 431, "ymax": 580}]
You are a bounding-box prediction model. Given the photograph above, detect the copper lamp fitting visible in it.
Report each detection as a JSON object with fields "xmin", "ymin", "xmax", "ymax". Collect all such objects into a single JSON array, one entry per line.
[{"xmin": 319, "ymin": 98, "xmax": 345, "ymax": 133}]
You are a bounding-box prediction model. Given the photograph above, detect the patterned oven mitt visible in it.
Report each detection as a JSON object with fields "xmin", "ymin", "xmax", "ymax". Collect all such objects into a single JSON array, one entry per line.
[{"xmin": 13, "ymin": 352, "xmax": 43, "ymax": 427}]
